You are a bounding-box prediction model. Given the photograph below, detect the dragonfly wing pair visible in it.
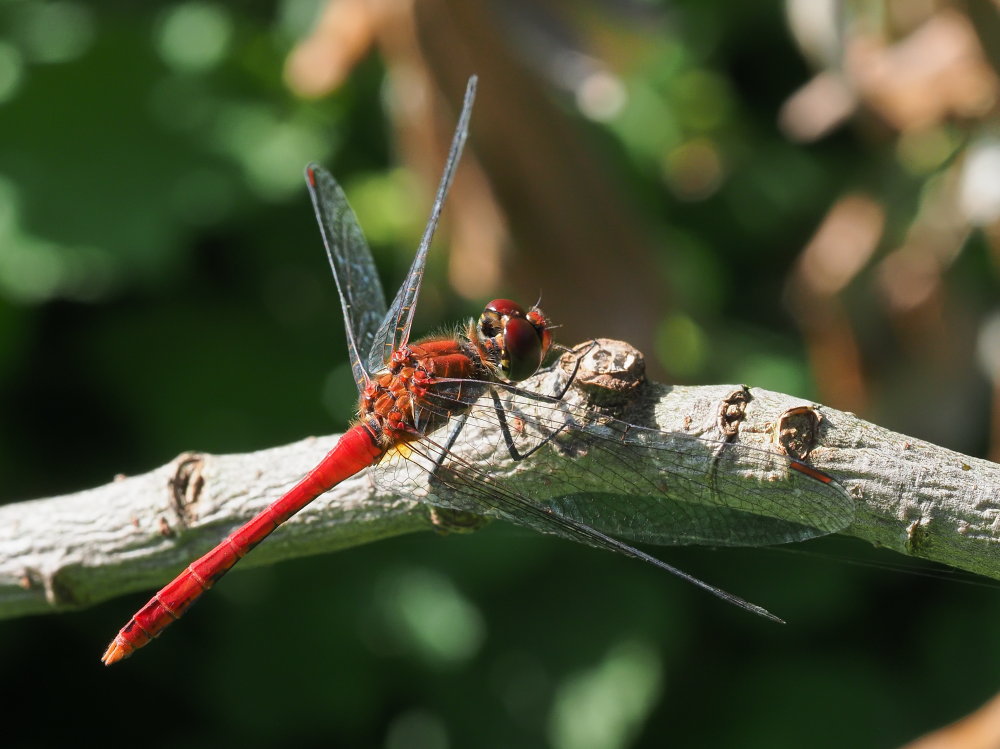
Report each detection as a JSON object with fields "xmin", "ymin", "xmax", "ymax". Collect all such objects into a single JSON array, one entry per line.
[
  {"xmin": 306, "ymin": 77, "xmax": 478, "ymax": 392},
  {"xmin": 372, "ymin": 377, "xmax": 855, "ymax": 549}
]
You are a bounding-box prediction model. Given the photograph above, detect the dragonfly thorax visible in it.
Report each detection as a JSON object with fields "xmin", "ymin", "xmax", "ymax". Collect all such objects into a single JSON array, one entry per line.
[
  {"xmin": 358, "ymin": 338, "xmax": 488, "ymax": 445},
  {"xmin": 476, "ymin": 298, "xmax": 552, "ymax": 382}
]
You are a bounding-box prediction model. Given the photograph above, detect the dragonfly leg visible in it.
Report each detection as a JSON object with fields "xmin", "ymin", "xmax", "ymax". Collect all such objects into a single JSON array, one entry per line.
[
  {"xmin": 484, "ymin": 342, "xmax": 601, "ymax": 462},
  {"xmin": 433, "ymin": 412, "xmax": 470, "ymax": 471},
  {"xmin": 424, "ymin": 412, "xmax": 490, "ymax": 533},
  {"xmin": 548, "ymin": 339, "xmax": 599, "ymax": 400},
  {"xmin": 490, "ymin": 388, "xmax": 571, "ymax": 462}
]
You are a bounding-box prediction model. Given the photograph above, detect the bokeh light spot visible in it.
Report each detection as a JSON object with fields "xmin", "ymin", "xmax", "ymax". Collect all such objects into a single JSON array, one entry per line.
[
  {"xmin": 0, "ymin": 175, "xmax": 116, "ymax": 303},
  {"xmin": 376, "ymin": 567, "xmax": 485, "ymax": 668},
  {"xmin": 577, "ymin": 71, "xmax": 628, "ymax": 122},
  {"xmin": 212, "ymin": 103, "xmax": 331, "ymax": 200},
  {"xmin": 0, "ymin": 42, "xmax": 24, "ymax": 104},
  {"xmin": 345, "ymin": 168, "xmax": 423, "ymax": 247},
  {"xmin": 155, "ymin": 2, "xmax": 233, "ymax": 73},
  {"xmin": 548, "ymin": 639, "xmax": 662, "ymax": 749},
  {"xmin": 896, "ymin": 126, "xmax": 957, "ymax": 175},
  {"xmin": 959, "ymin": 136, "xmax": 1000, "ymax": 226},
  {"xmin": 384, "ymin": 709, "xmax": 449, "ymax": 749},
  {"xmin": 662, "ymin": 137, "xmax": 725, "ymax": 201},
  {"xmin": 656, "ymin": 313, "xmax": 706, "ymax": 377},
  {"xmin": 11, "ymin": 1, "xmax": 95, "ymax": 64}
]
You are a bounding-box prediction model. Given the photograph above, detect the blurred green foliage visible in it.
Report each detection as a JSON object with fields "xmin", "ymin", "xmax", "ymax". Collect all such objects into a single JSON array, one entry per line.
[{"xmin": 1, "ymin": 2, "xmax": 997, "ymax": 748}]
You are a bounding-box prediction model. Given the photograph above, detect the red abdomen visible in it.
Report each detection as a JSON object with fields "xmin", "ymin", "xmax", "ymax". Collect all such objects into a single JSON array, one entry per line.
[{"xmin": 101, "ymin": 425, "xmax": 385, "ymax": 665}]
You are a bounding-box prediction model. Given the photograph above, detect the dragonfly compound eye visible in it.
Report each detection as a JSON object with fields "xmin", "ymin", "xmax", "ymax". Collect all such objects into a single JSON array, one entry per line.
[
  {"xmin": 480, "ymin": 299, "xmax": 526, "ymax": 341},
  {"xmin": 502, "ymin": 316, "xmax": 544, "ymax": 381},
  {"xmin": 480, "ymin": 298, "xmax": 552, "ymax": 381}
]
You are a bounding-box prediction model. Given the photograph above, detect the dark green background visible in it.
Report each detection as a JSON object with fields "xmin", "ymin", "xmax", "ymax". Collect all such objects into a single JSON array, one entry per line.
[{"xmin": 1, "ymin": 2, "xmax": 997, "ymax": 748}]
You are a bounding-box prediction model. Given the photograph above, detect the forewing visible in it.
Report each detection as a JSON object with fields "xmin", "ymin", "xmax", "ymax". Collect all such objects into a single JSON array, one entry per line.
[
  {"xmin": 367, "ymin": 76, "xmax": 477, "ymax": 372},
  {"xmin": 305, "ymin": 164, "xmax": 388, "ymax": 392},
  {"xmin": 372, "ymin": 375, "xmax": 854, "ymax": 548}
]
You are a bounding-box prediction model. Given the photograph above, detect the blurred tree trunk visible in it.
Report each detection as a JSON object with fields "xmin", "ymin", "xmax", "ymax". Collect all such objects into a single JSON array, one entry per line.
[{"xmin": 412, "ymin": 0, "xmax": 668, "ymax": 371}]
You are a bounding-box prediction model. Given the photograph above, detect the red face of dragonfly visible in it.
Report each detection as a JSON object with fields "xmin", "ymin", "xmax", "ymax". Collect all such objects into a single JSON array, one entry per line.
[{"xmin": 478, "ymin": 298, "xmax": 553, "ymax": 382}]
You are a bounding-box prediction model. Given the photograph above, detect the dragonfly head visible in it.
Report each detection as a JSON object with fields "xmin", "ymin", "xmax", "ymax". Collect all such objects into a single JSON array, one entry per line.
[{"xmin": 478, "ymin": 299, "xmax": 553, "ymax": 382}]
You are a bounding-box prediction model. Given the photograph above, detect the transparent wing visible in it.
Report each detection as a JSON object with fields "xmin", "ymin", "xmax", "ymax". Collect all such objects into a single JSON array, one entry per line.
[
  {"xmin": 305, "ymin": 163, "xmax": 388, "ymax": 393},
  {"xmin": 366, "ymin": 76, "xmax": 477, "ymax": 371},
  {"xmin": 372, "ymin": 376, "xmax": 854, "ymax": 549}
]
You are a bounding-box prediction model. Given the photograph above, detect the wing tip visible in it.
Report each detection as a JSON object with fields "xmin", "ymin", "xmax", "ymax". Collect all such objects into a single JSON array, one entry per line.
[{"xmin": 304, "ymin": 162, "xmax": 321, "ymax": 188}]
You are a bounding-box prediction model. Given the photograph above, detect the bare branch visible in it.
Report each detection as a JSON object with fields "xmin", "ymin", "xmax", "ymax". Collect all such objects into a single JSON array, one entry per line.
[
  {"xmin": 2, "ymin": 339, "xmax": 997, "ymax": 622},
  {"xmin": 0, "ymin": 438, "xmax": 432, "ymax": 620}
]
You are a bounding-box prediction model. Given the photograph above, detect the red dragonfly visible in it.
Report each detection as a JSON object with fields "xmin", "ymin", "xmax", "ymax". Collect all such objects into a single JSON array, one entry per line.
[{"xmin": 102, "ymin": 77, "xmax": 853, "ymax": 665}]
